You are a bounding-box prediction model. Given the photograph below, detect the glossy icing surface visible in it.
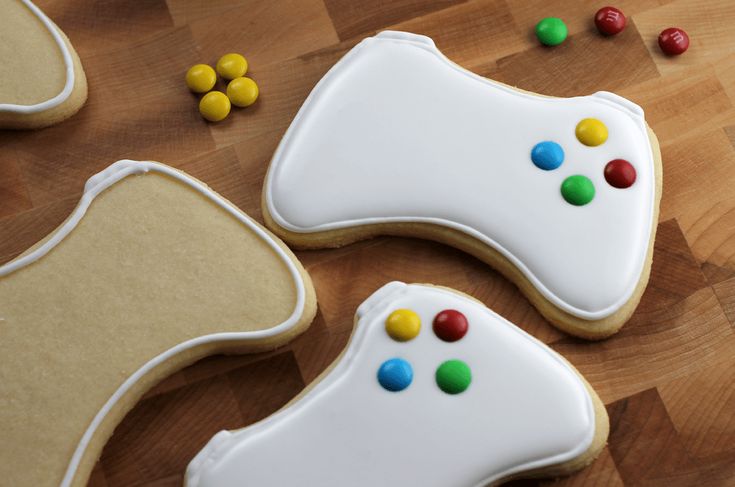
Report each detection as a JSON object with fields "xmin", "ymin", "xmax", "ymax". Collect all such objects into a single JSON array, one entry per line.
[
  {"xmin": 0, "ymin": 0, "xmax": 75, "ymax": 113},
  {"xmin": 0, "ymin": 160, "xmax": 307, "ymax": 487},
  {"xmin": 265, "ymin": 31, "xmax": 657, "ymax": 320},
  {"xmin": 186, "ymin": 282, "xmax": 595, "ymax": 487}
]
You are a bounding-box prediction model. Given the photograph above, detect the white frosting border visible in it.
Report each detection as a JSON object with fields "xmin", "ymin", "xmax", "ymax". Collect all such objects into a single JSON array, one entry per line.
[
  {"xmin": 0, "ymin": 0, "xmax": 75, "ymax": 114},
  {"xmin": 186, "ymin": 282, "xmax": 596, "ymax": 486},
  {"xmin": 264, "ymin": 30, "xmax": 656, "ymax": 321},
  {"xmin": 0, "ymin": 160, "xmax": 308, "ymax": 487}
]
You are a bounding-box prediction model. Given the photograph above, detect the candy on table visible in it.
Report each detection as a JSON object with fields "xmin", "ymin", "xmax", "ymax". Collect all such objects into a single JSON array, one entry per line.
[
  {"xmin": 658, "ymin": 27, "xmax": 689, "ymax": 55},
  {"xmin": 216, "ymin": 53, "xmax": 248, "ymax": 80},
  {"xmin": 594, "ymin": 6, "xmax": 626, "ymax": 36},
  {"xmin": 185, "ymin": 64, "xmax": 217, "ymax": 93},
  {"xmin": 535, "ymin": 17, "xmax": 568, "ymax": 46},
  {"xmin": 227, "ymin": 77, "xmax": 259, "ymax": 107},
  {"xmin": 199, "ymin": 91, "xmax": 231, "ymax": 122}
]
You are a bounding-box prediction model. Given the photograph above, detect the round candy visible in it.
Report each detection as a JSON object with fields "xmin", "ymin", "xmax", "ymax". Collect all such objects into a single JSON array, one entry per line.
[
  {"xmin": 216, "ymin": 53, "xmax": 248, "ymax": 80},
  {"xmin": 535, "ymin": 17, "xmax": 568, "ymax": 46},
  {"xmin": 385, "ymin": 309, "xmax": 421, "ymax": 342},
  {"xmin": 377, "ymin": 358, "xmax": 413, "ymax": 392},
  {"xmin": 185, "ymin": 64, "xmax": 216, "ymax": 93},
  {"xmin": 199, "ymin": 91, "xmax": 231, "ymax": 122},
  {"xmin": 604, "ymin": 159, "xmax": 636, "ymax": 188},
  {"xmin": 435, "ymin": 360, "xmax": 472, "ymax": 394},
  {"xmin": 433, "ymin": 310, "xmax": 468, "ymax": 342},
  {"xmin": 531, "ymin": 141, "xmax": 564, "ymax": 170},
  {"xmin": 575, "ymin": 118, "xmax": 608, "ymax": 146},
  {"xmin": 227, "ymin": 77, "xmax": 259, "ymax": 107},
  {"xmin": 594, "ymin": 6, "xmax": 626, "ymax": 36},
  {"xmin": 658, "ymin": 27, "xmax": 689, "ymax": 55},
  {"xmin": 561, "ymin": 175, "xmax": 595, "ymax": 206}
]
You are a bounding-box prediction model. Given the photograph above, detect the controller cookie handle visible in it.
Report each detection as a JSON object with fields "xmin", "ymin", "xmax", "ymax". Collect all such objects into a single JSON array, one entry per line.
[
  {"xmin": 186, "ymin": 282, "xmax": 609, "ymax": 487},
  {"xmin": 262, "ymin": 30, "xmax": 662, "ymax": 340}
]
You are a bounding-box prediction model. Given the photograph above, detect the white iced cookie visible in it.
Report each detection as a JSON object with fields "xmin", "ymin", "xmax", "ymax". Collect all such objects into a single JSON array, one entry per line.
[
  {"xmin": 0, "ymin": 160, "xmax": 316, "ymax": 487},
  {"xmin": 187, "ymin": 282, "xmax": 608, "ymax": 487},
  {"xmin": 0, "ymin": 0, "xmax": 87, "ymax": 129},
  {"xmin": 263, "ymin": 30, "xmax": 662, "ymax": 340}
]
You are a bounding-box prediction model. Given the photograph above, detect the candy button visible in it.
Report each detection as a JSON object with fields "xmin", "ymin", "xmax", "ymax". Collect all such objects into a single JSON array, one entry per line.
[
  {"xmin": 561, "ymin": 175, "xmax": 595, "ymax": 206},
  {"xmin": 535, "ymin": 17, "xmax": 568, "ymax": 46},
  {"xmin": 435, "ymin": 360, "xmax": 472, "ymax": 394},
  {"xmin": 594, "ymin": 6, "xmax": 626, "ymax": 36},
  {"xmin": 531, "ymin": 141, "xmax": 564, "ymax": 170},
  {"xmin": 433, "ymin": 310, "xmax": 468, "ymax": 342},
  {"xmin": 185, "ymin": 64, "xmax": 216, "ymax": 93},
  {"xmin": 658, "ymin": 27, "xmax": 689, "ymax": 55},
  {"xmin": 575, "ymin": 118, "xmax": 608, "ymax": 146},
  {"xmin": 199, "ymin": 91, "xmax": 231, "ymax": 122},
  {"xmin": 216, "ymin": 53, "xmax": 248, "ymax": 80},
  {"xmin": 377, "ymin": 358, "xmax": 413, "ymax": 392},
  {"xmin": 227, "ymin": 77, "xmax": 259, "ymax": 107},
  {"xmin": 604, "ymin": 159, "xmax": 636, "ymax": 188},
  {"xmin": 385, "ymin": 309, "xmax": 421, "ymax": 342}
]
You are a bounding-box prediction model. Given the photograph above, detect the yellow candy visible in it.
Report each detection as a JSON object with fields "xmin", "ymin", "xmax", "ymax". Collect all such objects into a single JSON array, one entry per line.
[
  {"xmin": 185, "ymin": 64, "xmax": 216, "ymax": 93},
  {"xmin": 199, "ymin": 91, "xmax": 231, "ymax": 122},
  {"xmin": 575, "ymin": 118, "xmax": 608, "ymax": 147},
  {"xmin": 227, "ymin": 77, "xmax": 259, "ymax": 107},
  {"xmin": 216, "ymin": 53, "xmax": 248, "ymax": 80},
  {"xmin": 385, "ymin": 309, "xmax": 421, "ymax": 342}
]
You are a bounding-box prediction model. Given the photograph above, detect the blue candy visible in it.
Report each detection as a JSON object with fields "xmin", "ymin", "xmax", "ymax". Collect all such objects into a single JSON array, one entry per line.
[
  {"xmin": 531, "ymin": 141, "xmax": 564, "ymax": 170},
  {"xmin": 377, "ymin": 358, "xmax": 413, "ymax": 392}
]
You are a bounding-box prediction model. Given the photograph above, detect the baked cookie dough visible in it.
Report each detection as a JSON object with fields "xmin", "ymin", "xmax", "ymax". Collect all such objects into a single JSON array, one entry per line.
[
  {"xmin": 187, "ymin": 282, "xmax": 609, "ymax": 486},
  {"xmin": 0, "ymin": 0, "xmax": 87, "ymax": 129},
  {"xmin": 0, "ymin": 160, "xmax": 317, "ymax": 487},
  {"xmin": 262, "ymin": 31, "xmax": 662, "ymax": 340}
]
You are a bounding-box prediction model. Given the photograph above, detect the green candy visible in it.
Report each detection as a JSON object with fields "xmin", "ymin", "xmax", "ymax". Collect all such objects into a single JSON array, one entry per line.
[
  {"xmin": 535, "ymin": 17, "xmax": 568, "ymax": 46},
  {"xmin": 435, "ymin": 359, "xmax": 472, "ymax": 394},
  {"xmin": 561, "ymin": 175, "xmax": 595, "ymax": 206}
]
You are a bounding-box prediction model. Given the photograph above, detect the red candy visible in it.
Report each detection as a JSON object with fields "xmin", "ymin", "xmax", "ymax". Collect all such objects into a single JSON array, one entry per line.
[
  {"xmin": 658, "ymin": 27, "xmax": 689, "ymax": 55},
  {"xmin": 595, "ymin": 6, "xmax": 626, "ymax": 36},
  {"xmin": 604, "ymin": 159, "xmax": 636, "ymax": 188},
  {"xmin": 433, "ymin": 309, "xmax": 468, "ymax": 342}
]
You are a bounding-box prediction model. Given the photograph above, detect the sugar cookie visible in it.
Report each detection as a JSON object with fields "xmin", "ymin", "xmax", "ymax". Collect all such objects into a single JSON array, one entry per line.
[
  {"xmin": 0, "ymin": 0, "xmax": 87, "ymax": 129},
  {"xmin": 262, "ymin": 31, "xmax": 662, "ymax": 340},
  {"xmin": 0, "ymin": 160, "xmax": 317, "ymax": 487},
  {"xmin": 187, "ymin": 282, "xmax": 608, "ymax": 486}
]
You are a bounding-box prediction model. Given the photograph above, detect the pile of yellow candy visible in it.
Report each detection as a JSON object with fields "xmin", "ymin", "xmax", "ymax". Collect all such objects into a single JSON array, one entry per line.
[{"xmin": 185, "ymin": 53, "xmax": 259, "ymax": 122}]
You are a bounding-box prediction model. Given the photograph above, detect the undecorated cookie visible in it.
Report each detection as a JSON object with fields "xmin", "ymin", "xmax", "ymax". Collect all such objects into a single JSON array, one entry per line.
[
  {"xmin": 0, "ymin": 0, "xmax": 87, "ymax": 129},
  {"xmin": 262, "ymin": 30, "xmax": 662, "ymax": 340},
  {"xmin": 187, "ymin": 282, "xmax": 609, "ymax": 486},
  {"xmin": 0, "ymin": 160, "xmax": 317, "ymax": 487}
]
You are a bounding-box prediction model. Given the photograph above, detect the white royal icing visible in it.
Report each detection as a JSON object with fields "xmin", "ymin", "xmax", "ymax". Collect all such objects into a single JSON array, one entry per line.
[
  {"xmin": 264, "ymin": 30, "xmax": 657, "ymax": 320},
  {"xmin": 0, "ymin": 0, "xmax": 75, "ymax": 114},
  {"xmin": 0, "ymin": 160, "xmax": 307, "ymax": 487},
  {"xmin": 186, "ymin": 282, "xmax": 596, "ymax": 487}
]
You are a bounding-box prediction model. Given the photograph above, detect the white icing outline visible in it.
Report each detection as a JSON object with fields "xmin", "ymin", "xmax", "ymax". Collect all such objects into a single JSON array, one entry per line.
[
  {"xmin": 0, "ymin": 160, "xmax": 307, "ymax": 487},
  {"xmin": 264, "ymin": 30, "xmax": 656, "ymax": 321},
  {"xmin": 0, "ymin": 0, "xmax": 75, "ymax": 114},
  {"xmin": 186, "ymin": 282, "xmax": 596, "ymax": 487}
]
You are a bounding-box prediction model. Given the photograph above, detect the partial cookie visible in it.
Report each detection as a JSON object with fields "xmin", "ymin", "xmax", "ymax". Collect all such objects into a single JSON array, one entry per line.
[
  {"xmin": 0, "ymin": 0, "xmax": 87, "ymax": 129},
  {"xmin": 262, "ymin": 30, "xmax": 662, "ymax": 340},
  {"xmin": 0, "ymin": 160, "xmax": 317, "ymax": 487},
  {"xmin": 187, "ymin": 282, "xmax": 609, "ymax": 486}
]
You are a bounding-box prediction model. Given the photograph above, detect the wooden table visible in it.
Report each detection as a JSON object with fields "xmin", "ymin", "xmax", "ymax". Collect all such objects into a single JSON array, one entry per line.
[{"xmin": 2, "ymin": 0, "xmax": 735, "ymax": 485}]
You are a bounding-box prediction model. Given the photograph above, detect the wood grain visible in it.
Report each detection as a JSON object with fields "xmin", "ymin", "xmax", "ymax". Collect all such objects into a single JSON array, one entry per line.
[{"xmin": 1, "ymin": 0, "xmax": 734, "ymax": 485}]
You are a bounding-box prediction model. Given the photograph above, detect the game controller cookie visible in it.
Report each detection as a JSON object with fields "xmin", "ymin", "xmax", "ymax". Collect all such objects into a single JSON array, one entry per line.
[
  {"xmin": 187, "ymin": 282, "xmax": 608, "ymax": 486},
  {"xmin": 0, "ymin": 160, "xmax": 317, "ymax": 487},
  {"xmin": 0, "ymin": 0, "xmax": 87, "ymax": 129},
  {"xmin": 263, "ymin": 31, "xmax": 662, "ymax": 340}
]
